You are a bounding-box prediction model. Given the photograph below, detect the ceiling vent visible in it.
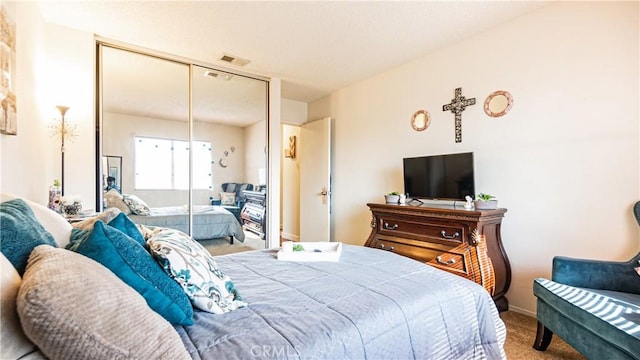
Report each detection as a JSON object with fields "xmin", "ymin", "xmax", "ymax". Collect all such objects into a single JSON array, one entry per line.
[
  {"xmin": 219, "ymin": 53, "xmax": 251, "ymax": 67},
  {"xmin": 203, "ymin": 70, "xmax": 233, "ymax": 80}
]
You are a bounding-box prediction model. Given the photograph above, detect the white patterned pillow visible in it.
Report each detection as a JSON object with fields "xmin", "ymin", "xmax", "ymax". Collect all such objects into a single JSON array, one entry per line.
[
  {"xmin": 147, "ymin": 227, "xmax": 246, "ymax": 314},
  {"xmin": 123, "ymin": 194, "xmax": 150, "ymax": 215}
]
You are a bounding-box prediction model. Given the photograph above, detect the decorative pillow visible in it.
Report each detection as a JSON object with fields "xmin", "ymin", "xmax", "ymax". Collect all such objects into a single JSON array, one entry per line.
[
  {"xmin": 220, "ymin": 192, "xmax": 236, "ymax": 206},
  {"xmin": 70, "ymin": 221, "xmax": 193, "ymax": 325},
  {"xmin": 1, "ymin": 193, "xmax": 73, "ymax": 248},
  {"xmin": 67, "ymin": 212, "xmax": 144, "ymax": 250},
  {"xmin": 0, "ymin": 199, "xmax": 57, "ymax": 275},
  {"xmin": 104, "ymin": 189, "xmax": 131, "ymax": 215},
  {"xmin": 123, "ymin": 194, "xmax": 151, "ymax": 215},
  {"xmin": 147, "ymin": 227, "xmax": 247, "ymax": 314},
  {"xmin": 1, "ymin": 254, "xmax": 39, "ymax": 360},
  {"xmin": 17, "ymin": 245, "xmax": 190, "ymax": 360},
  {"xmin": 70, "ymin": 207, "xmax": 121, "ymax": 231},
  {"xmin": 106, "ymin": 212, "xmax": 145, "ymax": 246}
]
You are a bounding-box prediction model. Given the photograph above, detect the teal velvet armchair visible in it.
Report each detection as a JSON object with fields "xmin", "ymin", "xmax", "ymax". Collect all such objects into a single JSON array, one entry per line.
[{"xmin": 533, "ymin": 201, "xmax": 640, "ymax": 359}]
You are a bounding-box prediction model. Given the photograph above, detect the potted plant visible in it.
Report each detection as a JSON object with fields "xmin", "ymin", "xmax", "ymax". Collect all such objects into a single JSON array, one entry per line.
[
  {"xmin": 385, "ymin": 191, "xmax": 400, "ymax": 204},
  {"xmin": 474, "ymin": 193, "xmax": 498, "ymax": 210}
]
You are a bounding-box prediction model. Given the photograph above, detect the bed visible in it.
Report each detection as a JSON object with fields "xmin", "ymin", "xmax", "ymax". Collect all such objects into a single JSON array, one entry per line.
[
  {"xmin": 129, "ymin": 205, "xmax": 245, "ymax": 243},
  {"xmin": 175, "ymin": 245, "xmax": 506, "ymax": 359}
]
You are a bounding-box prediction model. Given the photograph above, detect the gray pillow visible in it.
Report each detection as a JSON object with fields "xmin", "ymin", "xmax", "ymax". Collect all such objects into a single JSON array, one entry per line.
[{"xmin": 17, "ymin": 245, "xmax": 190, "ymax": 360}]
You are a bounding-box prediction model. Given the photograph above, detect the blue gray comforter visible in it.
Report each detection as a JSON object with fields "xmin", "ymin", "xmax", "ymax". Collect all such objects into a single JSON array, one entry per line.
[
  {"xmin": 129, "ymin": 205, "xmax": 244, "ymax": 242},
  {"xmin": 174, "ymin": 245, "xmax": 506, "ymax": 359}
]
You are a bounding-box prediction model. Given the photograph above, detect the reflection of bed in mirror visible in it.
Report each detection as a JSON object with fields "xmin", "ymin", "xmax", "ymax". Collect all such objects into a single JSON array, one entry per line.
[{"xmin": 128, "ymin": 205, "xmax": 245, "ymax": 244}]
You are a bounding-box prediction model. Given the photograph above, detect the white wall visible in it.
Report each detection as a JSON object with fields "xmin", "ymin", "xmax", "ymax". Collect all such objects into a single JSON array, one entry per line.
[
  {"xmin": 310, "ymin": 2, "xmax": 640, "ymax": 314},
  {"xmin": 1, "ymin": 2, "xmax": 95, "ymax": 208}
]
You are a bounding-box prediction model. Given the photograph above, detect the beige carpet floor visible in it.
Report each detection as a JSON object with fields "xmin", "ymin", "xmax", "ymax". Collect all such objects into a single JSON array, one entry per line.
[
  {"xmin": 201, "ymin": 230, "xmax": 265, "ymax": 256},
  {"xmin": 203, "ymin": 238, "xmax": 586, "ymax": 359},
  {"xmin": 501, "ymin": 311, "xmax": 586, "ymax": 359}
]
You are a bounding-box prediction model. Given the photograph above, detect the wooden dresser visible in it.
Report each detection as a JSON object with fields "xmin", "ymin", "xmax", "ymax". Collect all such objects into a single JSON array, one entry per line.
[{"xmin": 364, "ymin": 203, "xmax": 511, "ymax": 311}]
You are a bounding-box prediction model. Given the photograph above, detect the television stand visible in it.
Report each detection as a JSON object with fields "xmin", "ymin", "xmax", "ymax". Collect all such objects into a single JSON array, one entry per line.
[{"xmin": 407, "ymin": 198, "xmax": 424, "ymax": 205}]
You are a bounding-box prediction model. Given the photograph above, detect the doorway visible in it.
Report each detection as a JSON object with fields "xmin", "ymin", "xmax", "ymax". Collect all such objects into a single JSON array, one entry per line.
[{"xmin": 281, "ymin": 117, "xmax": 332, "ymax": 243}]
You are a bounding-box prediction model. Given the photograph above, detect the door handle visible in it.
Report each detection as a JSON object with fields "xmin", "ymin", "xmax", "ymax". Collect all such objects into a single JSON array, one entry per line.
[{"xmin": 320, "ymin": 187, "xmax": 331, "ymax": 199}]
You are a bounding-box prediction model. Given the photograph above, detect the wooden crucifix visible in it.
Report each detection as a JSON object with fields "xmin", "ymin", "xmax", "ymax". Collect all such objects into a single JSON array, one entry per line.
[{"xmin": 442, "ymin": 87, "xmax": 476, "ymax": 143}]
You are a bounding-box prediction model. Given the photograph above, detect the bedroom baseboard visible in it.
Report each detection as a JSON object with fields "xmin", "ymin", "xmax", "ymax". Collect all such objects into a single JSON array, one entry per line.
[
  {"xmin": 280, "ymin": 232, "xmax": 299, "ymax": 242},
  {"xmin": 508, "ymin": 304, "xmax": 535, "ymax": 317}
]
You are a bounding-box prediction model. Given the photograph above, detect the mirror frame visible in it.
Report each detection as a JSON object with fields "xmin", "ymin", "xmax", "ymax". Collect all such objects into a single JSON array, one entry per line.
[
  {"xmin": 483, "ymin": 90, "xmax": 513, "ymax": 118},
  {"xmin": 410, "ymin": 110, "xmax": 431, "ymax": 131}
]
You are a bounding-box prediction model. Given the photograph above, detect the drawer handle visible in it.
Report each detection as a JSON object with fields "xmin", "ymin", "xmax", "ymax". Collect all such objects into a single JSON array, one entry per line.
[
  {"xmin": 383, "ymin": 222, "xmax": 399, "ymax": 230},
  {"xmin": 436, "ymin": 256, "xmax": 456, "ymax": 265},
  {"xmin": 379, "ymin": 244, "xmax": 395, "ymax": 252},
  {"xmin": 440, "ymin": 230, "xmax": 460, "ymax": 239}
]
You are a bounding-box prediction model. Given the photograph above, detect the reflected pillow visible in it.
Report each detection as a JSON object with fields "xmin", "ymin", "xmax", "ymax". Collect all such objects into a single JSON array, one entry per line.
[
  {"xmin": 0, "ymin": 199, "xmax": 57, "ymax": 275},
  {"xmin": 147, "ymin": 227, "xmax": 246, "ymax": 314},
  {"xmin": 71, "ymin": 207, "xmax": 121, "ymax": 231},
  {"xmin": 220, "ymin": 192, "xmax": 236, "ymax": 206},
  {"xmin": 123, "ymin": 195, "xmax": 150, "ymax": 215},
  {"xmin": 70, "ymin": 221, "xmax": 193, "ymax": 325},
  {"xmin": 104, "ymin": 189, "xmax": 131, "ymax": 215}
]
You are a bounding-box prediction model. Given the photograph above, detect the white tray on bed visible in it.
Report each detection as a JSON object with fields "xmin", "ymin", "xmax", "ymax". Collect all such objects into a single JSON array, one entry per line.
[{"xmin": 277, "ymin": 242, "xmax": 342, "ymax": 262}]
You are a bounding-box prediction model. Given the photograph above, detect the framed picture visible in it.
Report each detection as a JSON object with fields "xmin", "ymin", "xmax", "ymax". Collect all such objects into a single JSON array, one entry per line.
[
  {"xmin": 284, "ymin": 135, "xmax": 296, "ymax": 158},
  {"xmin": 102, "ymin": 155, "xmax": 122, "ymax": 193},
  {"xmin": 1, "ymin": 4, "xmax": 17, "ymax": 135}
]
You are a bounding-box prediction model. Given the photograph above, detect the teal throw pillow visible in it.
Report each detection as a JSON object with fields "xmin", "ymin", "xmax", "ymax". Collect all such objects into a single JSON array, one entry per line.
[
  {"xmin": 106, "ymin": 212, "xmax": 145, "ymax": 246},
  {"xmin": 70, "ymin": 221, "xmax": 193, "ymax": 325},
  {"xmin": 0, "ymin": 199, "xmax": 57, "ymax": 275}
]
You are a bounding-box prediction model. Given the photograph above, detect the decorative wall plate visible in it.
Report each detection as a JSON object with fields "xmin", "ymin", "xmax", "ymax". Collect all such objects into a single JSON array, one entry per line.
[
  {"xmin": 411, "ymin": 110, "xmax": 431, "ymax": 131},
  {"xmin": 484, "ymin": 90, "xmax": 513, "ymax": 118}
]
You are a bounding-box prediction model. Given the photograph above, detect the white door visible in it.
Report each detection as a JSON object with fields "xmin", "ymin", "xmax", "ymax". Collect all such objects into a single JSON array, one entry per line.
[{"xmin": 299, "ymin": 117, "xmax": 331, "ymax": 242}]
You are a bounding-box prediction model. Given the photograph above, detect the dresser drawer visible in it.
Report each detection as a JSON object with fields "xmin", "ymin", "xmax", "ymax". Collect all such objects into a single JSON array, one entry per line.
[
  {"xmin": 376, "ymin": 216, "xmax": 466, "ymax": 245},
  {"xmin": 427, "ymin": 246, "xmax": 475, "ymax": 281},
  {"xmin": 371, "ymin": 238, "xmax": 443, "ymax": 263}
]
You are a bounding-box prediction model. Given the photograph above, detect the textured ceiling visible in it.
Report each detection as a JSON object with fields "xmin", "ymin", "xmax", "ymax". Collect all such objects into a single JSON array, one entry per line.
[{"xmin": 38, "ymin": 1, "xmax": 552, "ymax": 103}]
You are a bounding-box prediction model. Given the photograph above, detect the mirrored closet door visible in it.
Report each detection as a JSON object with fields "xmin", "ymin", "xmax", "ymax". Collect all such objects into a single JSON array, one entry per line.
[{"xmin": 97, "ymin": 42, "xmax": 268, "ymax": 246}]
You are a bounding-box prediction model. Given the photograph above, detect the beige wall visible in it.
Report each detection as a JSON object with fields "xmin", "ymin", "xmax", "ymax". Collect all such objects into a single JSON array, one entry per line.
[
  {"xmin": 243, "ymin": 120, "xmax": 267, "ymax": 187},
  {"xmin": 103, "ymin": 112, "xmax": 247, "ymax": 206},
  {"xmin": 281, "ymin": 124, "xmax": 301, "ymax": 240},
  {"xmin": 310, "ymin": 1, "xmax": 640, "ymax": 315},
  {"xmin": 280, "ymin": 98, "xmax": 307, "ymax": 241}
]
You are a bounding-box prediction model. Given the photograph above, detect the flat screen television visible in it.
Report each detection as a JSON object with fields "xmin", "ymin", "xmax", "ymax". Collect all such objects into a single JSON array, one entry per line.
[{"xmin": 403, "ymin": 152, "xmax": 475, "ymax": 201}]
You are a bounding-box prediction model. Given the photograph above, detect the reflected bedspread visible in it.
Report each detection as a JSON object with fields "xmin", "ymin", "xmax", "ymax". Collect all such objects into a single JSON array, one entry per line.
[{"xmin": 129, "ymin": 205, "xmax": 244, "ymax": 242}]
